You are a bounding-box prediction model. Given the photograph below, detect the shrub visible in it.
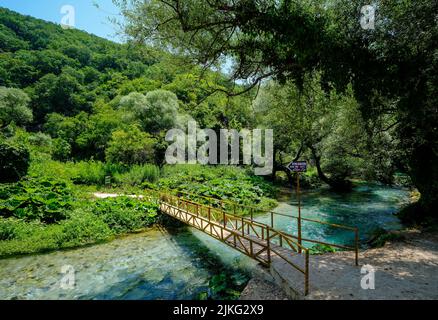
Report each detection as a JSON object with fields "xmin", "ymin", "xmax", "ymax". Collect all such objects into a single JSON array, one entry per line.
[
  {"xmin": 158, "ymin": 164, "xmax": 277, "ymax": 212},
  {"xmin": 0, "ymin": 138, "xmax": 30, "ymax": 182},
  {"xmin": 0, "ymin": 178, "xmax": 74, "ymax": 223},
  {"xmin": 0, "ymin": 223, "xmax": 64, "ymax": 257},
  {"xmin": 60, "ymin": 209, "xmax": 113, "ymax": 246},
  {"xmin": 0, "ymin": 217, "xmax": 40, "ymax": 241},
  {"xmin": 91, "ymin": 197, "xmax": 159, "ymax": 233},
  {"xmin": 52, "ymin": 138, "xmax": 71, "ymax": 161},
  {"xmin": 114, "ymin": 164, "xmax": 160, "ymax": 185},
  {"xmin": 69, "ymin": 160, "xmax": 106, "ymax": 185},
  {"xmin": 368, "ymin": 228, "xmax": 405, "ymax": 248},
  {"xmin": 103, "ymin": 162, "xmax": 126, "ymax": 177},
  {"xmin": 301, "ymin": 167, "xmax": 321, "ymax": 188},
  {"xmin": 0, "ymin": 218, "xmax": 18, "ymax": 240},
  {"xmin": 28, "ymin": 132, "xmax": 52, "ymax": 148},
  {"xmin": 106, "ymin": 125, "xmax": 156, "ymax": 165},
  {"xmin": 309, "ymin": 244, "xmax": 337, "ymax": 255}
]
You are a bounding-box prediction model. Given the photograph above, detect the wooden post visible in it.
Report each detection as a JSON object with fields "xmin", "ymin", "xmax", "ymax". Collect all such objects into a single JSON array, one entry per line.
[
  {"xmin": 355, "ymin": 228, "xmax": 359, "ymax": 266},
  {"xmin": 223, "ymin": 211, "xmax": 226, "ymax": 228},
  {"xmin": 271, "ymin": 211, "xmax": 274, "ymax": 228},
  {"xmin": 266, "ymin": 226, "xmax": 271, "ymax": 264},
  {"xmin": 297, "ymin": 173, "xmax": 302, "ymax": 253},
  {"xmin": 305, "ymin": 249, "xmax": 309, "ymax": 295},
  {"xmin": 241, "ymin": 217, "xmax": 245, "ymax": 236}
]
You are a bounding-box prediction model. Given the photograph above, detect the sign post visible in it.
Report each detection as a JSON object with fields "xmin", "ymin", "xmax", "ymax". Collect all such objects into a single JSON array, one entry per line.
[{"xmin": 287, "ymin": 161, "xmax": 307, "ymax": 253}]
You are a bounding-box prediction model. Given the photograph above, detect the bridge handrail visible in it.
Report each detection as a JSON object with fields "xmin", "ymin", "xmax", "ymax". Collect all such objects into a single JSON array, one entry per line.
[
  {"xmin": 165, "ymin": 189, "xmax": 357, "ymax": 230},
  {"xmin": 155, "ymin": 191, "xmax": 311, "ymax": 295},
  {"xmin": 161, "ymin": 192, "xmax": 308, "ymax": 253},
  {"xmin": 159, "ymin": 188, "xmax": 358, "ymax": 265}
]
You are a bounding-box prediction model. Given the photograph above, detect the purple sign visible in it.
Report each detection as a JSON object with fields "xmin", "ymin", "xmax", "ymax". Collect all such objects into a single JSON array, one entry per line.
[{"xmin": 287, "ymin": 161, "xmax": 307, "ymax": 172}]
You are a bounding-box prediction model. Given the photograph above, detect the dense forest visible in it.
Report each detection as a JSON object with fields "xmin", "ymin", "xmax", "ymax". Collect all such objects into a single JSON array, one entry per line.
[
  {"xmin": 115, "ymin": 0, "xmax": 437, "ymax": 220},
  {"xmin": 0, "ymin": 7, "xmax": 255, "ymax": 162},
  {"xmin": 0, "ymin": 7, "xmax": 410, "ymax": 188}
]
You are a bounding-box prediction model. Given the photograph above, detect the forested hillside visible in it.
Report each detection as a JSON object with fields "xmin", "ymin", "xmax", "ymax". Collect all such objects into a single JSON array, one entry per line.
[{"xmin": 0, "ymin": 7, "xmax": 253, "ymax": 162}]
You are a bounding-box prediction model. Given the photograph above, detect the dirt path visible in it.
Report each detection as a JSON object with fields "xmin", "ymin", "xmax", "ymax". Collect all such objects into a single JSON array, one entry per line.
[
  {"xmin": 93, "ymin": 192, "xmax": 144, "ymax": 199},
  {"xmin": 241, "ymin": 229, "xmax": 438, "ymax": 300},
  {"xmin": 303, "ymin": 229, "xmax": 438, "ymax": 299}
]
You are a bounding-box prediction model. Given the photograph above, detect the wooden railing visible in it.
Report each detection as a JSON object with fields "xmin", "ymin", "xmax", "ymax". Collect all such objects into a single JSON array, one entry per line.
[
  {"xmin": 158, "ymin": 189, "xmax": 359, "ymax": 266},
  {"xmin": 154, "ymin": 191, "xmax": 310, "ymax": 295}
]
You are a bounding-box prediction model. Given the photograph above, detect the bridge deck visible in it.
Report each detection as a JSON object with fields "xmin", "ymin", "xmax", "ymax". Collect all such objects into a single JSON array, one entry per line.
[{"xmin": 158, "ymin": 195, "xmax": 309, "ymax": 294}]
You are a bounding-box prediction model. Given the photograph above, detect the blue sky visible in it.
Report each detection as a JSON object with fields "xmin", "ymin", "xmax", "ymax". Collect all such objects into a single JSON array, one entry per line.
[{"xmin": 0, "ymin": 0, "xmax": 123, "ymax": 42}]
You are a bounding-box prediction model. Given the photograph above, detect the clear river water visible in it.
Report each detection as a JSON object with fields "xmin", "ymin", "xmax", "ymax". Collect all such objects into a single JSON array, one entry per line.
[{"xmin": 0, "ymin": 184, "xmax": 410, "ymax": 300}]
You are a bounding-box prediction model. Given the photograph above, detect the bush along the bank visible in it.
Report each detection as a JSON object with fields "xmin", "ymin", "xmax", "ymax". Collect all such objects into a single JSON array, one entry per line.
[
  {"xmin": 157, "ymin": 165, "xmax": 278, "ymax": 212},
  {"xmin": 0, "ymin": 139, "xmax": 30, "ymax": 183},
  {"xmin": 89, "ymin": 196, "xmax": 158, "ymax": 233},
  {"xmin": 0, "ymin": 184, "xmax": 160, "ymax": 258},
  {"xmin": 0, "ymin": 178, "xmax": 73, "ymax": 223},
  {"xmin": 308, "ymin": 244, "xmax": 337, "ymax": 255}
]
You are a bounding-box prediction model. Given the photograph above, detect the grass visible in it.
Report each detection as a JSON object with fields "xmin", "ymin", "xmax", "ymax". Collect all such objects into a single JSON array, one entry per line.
[{"xmin": 114, "ymin": 164, "xmax": 160, "ymax": 185}]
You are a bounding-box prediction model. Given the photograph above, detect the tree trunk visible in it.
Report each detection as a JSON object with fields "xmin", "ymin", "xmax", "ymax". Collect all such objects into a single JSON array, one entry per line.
[{"xmin": 309, "ymin": 145, "xmax": 352, "ymax": 192}]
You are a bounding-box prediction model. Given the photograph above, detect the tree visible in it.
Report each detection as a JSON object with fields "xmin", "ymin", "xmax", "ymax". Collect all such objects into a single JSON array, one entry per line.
[
  {"xmin": 254, "ymin": 76, "xmax": 370, "ymax": 190},
  {"xmin": 31, "ymin": 67, "xmax": 88, "ymax": 122},
  {"xmin": 106, "ymin": 125, "xmax": 156, "ymax": 165},
  {"xmin": 119, "ymin": 90, "xmax": 179, "ymax": 133},
  {"xmin": 0, "ymin": 138, "xmax": 30, "ymax": 182},
  {"xmin": 117, "ymin": 0, "xmax": 438, "ymax": 216},
  {"xmin": 75, "ymin": 103, "xmax": 122, "ymax": 160},
  {"xmin": 0, "ymin": 86, "xmax": 32, "ymax": 128},
  {"xmin": 52, "ymin": 138, "xmax": 71, "ymax": 162}
]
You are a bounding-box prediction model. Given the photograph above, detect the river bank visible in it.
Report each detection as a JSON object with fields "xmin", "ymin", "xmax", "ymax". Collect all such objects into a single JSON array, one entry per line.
[{"xmin": 240, "ymin": 228, "xmax": 438, "ymax": 300}]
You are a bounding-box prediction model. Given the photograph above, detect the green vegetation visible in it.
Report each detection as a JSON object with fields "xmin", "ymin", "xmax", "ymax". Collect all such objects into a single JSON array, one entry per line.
[
  {"xmin": 367, "ymin": 228, "xmax": 406, "ymax": 248},
  {"xmin": 0, "ymin": 2, "xmax": 431, "ymax": 264},
  {"xmin": 309, "ymin": 244, "xmax": 338, "ymax": 255},
  {"xmin": 0, "ymin": 178, "xmax": 73, "ymax": 223},
  {"xmin": 0, "ymin": 175, "xmax": 159, "ymax": 258},
  {"xmin": 0, "ymin": 7, "xmax": 270, "ymax": 259},
  {"xmin": 119, "ymin": 0, "xmax": 436, "ymax": 220},
  {"xmin": 0, "ymin": 137, "xmax": 30, "ymax": 182},
  {"xmin": 157, "ymin": 165, "xmax": 277, "ymax": 210}
]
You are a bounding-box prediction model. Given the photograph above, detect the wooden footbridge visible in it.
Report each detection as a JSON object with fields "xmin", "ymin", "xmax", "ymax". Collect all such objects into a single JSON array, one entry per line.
[{"xmin": 146, "ymin": 190, "xmax": 359, "ymax": 296}]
